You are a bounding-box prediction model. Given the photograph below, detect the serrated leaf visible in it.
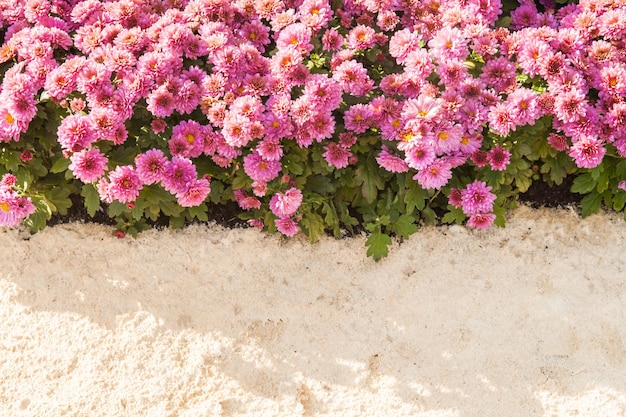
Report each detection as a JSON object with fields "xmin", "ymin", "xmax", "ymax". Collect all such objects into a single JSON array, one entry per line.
[
  {"xmin": 580, "ymin": 191, "xmax": 602, "ymax": 218},
  {"xmin": 613, "ymin": 191, "xmax": 626, "ymax": 211},
  {"xmin": 188, "ymin": 203, "xmax": 209, "ymax": 222},
  {"xmin": 392, "ymin": 214, "xmax": 418, "ymax": 238},
  {"xmin": 355, "ymin": 156, "xmax": 385, "ymax": 204},
  {"xmin": 365, "ymin": 230, "xmax": 392, "ymax": 261},
  {"xmin": 301, "ymin": 211, "xmax": 325, "ymax": 243},
  {"xmin": 404, "ymin": 180, "xmax": 427, "ymax": 213},
  {"xmin": 80, "ymin": 183, "xmax": 100, "ymax": 217},
  {"xmin": 50, "ymin": 157, "xmax": 71, "ymax": 173},
  {"xmin": 107, "ymin": 201, "xmax": 128, "ymax": 217},
  {"xmin": 169, "ymin": 215, "xmax": 186, "ymax": 229},
  {"xmin": 307, "ymin": 175, "xmax": 335, "ymax": 195},
  {"xmin": 571, "ymin": 173, "xmax": 597, "ymax": 194},
  {"xmin": 47, "ymin": 187, "xmax": 72, "ymax": 215},
  {"xmin": 442, "ymin": 206, "xmax": 466, "ymax": 225}
]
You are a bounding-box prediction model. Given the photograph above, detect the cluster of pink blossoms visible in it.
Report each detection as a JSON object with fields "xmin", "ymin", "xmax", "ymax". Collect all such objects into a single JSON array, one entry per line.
[
  {"xmin": 0, "ymin": 0, "xmax": 625, "ymax": 231},
  {"xmin": 449, "ymin": 180, "xmax": 497, "ymax": 229},
  {"xmin": 0, "ymin": 174, "xmax": 36, "ymax": 227}
]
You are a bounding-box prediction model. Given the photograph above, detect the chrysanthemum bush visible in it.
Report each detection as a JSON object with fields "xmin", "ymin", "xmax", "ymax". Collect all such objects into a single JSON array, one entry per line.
[{"xmin": 1, "ymin": 0, "xmax": 625, "ymax": 259}]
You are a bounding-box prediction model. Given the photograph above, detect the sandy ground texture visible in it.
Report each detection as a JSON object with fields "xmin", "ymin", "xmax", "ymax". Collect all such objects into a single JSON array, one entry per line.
[{"xmin": 1, "ymin": 204, "xmax": 626, "ymax": 417}]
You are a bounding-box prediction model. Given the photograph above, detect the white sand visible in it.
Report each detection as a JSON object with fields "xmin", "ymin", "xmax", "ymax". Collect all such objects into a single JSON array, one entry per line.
[{"xmin": 1, "ymin": 204, "xmax": 626, "ymax": 417}]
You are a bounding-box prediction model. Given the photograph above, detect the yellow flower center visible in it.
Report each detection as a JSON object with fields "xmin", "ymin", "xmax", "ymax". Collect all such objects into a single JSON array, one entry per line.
[
  {"xmin": 5, "ymin": 112, "xmax": 14, "ymax": 124},
  {"xmin": 392, "ymin": 119, "xmax": 401, "ymax": 128},
  {"xmin": 272, "ymin": 121, "xmax": 280, "ymax": 128},
  {"xmin": 0, "ymin": 202, "xmax": 9, "ymax": 212},
  {"xmin": 260, "ymin": 162, "xmax": 268, "ymax": 170},
  {"xmin": 186, "ymin": 133, "xmax": 195, "ymax": 143},
  {"xmin": 438, "ymin": 131, "xmax": 449, "ymax": 140}
]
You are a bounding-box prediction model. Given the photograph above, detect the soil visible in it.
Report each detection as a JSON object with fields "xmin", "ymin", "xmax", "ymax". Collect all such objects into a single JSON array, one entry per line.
[{"xmin": 47, "ymin": 179, "xmax": 585, "ymax": 231}]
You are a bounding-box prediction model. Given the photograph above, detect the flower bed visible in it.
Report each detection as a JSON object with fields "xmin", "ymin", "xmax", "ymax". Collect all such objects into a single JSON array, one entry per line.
[{"xmin": 1, "ymin": 0, "xmax": 625, "ymax": 259}]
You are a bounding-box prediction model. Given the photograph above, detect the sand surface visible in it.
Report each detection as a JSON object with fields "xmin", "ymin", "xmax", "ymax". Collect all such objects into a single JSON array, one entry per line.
[{"xmin": 1, "ymin": 204, "xmax": 626, "ymax": 417}]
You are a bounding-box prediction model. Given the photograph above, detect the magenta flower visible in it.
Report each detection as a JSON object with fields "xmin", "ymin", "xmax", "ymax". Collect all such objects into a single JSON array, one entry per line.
[
  {"xmin": 162, "ymin": 157, "xmax": 197, "ymax": 195},
  {"xmin": 243, "ymin": 151, "xmax": 281, "ymax": 183},
  {"xmin": 135, "ymin": 149, "xmax": 168, "ymax": 185},
  {"xmin": 547, "ymin": 133, "xmax": 569, "ymax": 151},
  {"xmin": 467, "ymin": 213, "xmax": 496, "ymax": 229},
  {"xmin": 169, "ymin": 120, "xmax": 205, "ymax": 158},
  {"xmin": 405, "ymin": 142, "xmax": 436, "ymax": 171},
  {"xmin": 568, "ymin": 136, "xmax": 606, "ymax": 169},
  {"xmin": 323, "ymin": 142, "xmax": 352, "ymax": 169},
  {"xmin": 107, "ymin": 165, "xmax": 143, "ymax": 203},
  {"xmin": 460, "ymin": 181, "xmax": 496, "ymax": 215},
  {"xmin": 489, "ymin": 146, "xmax": 511, "ymax": 171},
  {"xmin": 69, "ymin": 148, "xmax": 108, "ymax": 183},
  {"xmin": 347, "ymin": 25, "xmax": 376, "ymax": 50}
]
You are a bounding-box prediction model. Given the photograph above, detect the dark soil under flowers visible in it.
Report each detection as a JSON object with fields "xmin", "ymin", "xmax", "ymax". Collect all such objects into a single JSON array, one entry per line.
[{"xmin": 45, "ymin": 178, "xmax": 584, "ymax": 234}]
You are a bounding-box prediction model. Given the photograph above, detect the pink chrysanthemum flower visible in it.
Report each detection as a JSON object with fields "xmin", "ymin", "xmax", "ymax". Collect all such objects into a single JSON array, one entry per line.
[
  {"xmin": 0, "ymin": 190, "xmax": 35, "ymax": 228},
  {"xmin": 323, "ymin": 142, "xmax": 352, "ymax": 169},
  {"xmin": 471, "ymin": 150, "xmax": 490, "ymax": 167},
  {"xmin": 162, "ymin": 157, "xmax": 197, "ymax": 195},
  {"xmin": 275, "ymin": 216, "xmax": 299, "ymax": 237},
  {"xmin": 256, "ymin": 139, "xmax": 283, "ymax": 161},
  {"xmin": 448, "ymin": 187, "xmax": 463, "ymax": 208},
  {"xmin": 343, "ymin": 104, "xmax": 373, "ymax": 134},
  {"xmin": 554, "ymin": 89, "xmax": 588, "ymax": 124},
  {"xmin": 467, "ymin": 213, "xmax": 496, "ymax": 229},
  {"xmin": 489, "ymin": 146, "xmax": 511, "ymax": 171},
  {"xmin": 107, "ymin": 165, "xmax": 142, "ymax": 203},
  {"xmin": 389, "ymin": 28, "xmax": 422, "ymax": 64},
  {"xmin": 568, "ymin": 136, "xmax": 606, "ymax": 169},
  {"xmin": 547, "ymin": 133, "xmax": 569, "ymax": 151},
  {"xmin": 405, "ymin": 142, "xmax": 437, "ymax": 170},
  {"xmin": 146, "ymin": 85, "xmax": 176, "ymax": 118},
  {"xmin": 234, "ymin": 189, "xmax": 262, "ymax": 210},
  {"xmin": 69, "ymin": 148, "xmax": 108, "ymax": 183},
  {"xmin": 428, "ymin": 26, "xmax": 468, "ymax": 61},
  {"xmin": 176, "ymin": 177, "xmax": 211, "ymax": 207},
  {"xmin": 488, "ymin": 102, "xmax": 516, "ymax": 137},
  {"xmin": 57, "ymin": 114, "xmax": 97, "ymax": 152},
  {"xmin": 332, "ymin": 60, "xmax": 373, "ymax": 96},
  {"xmin": 169, "ymin": 120, "xmax": 205, "ymax": 158},
  {"xmin": 306, "ymin": 111, "xmax": 336, "ymax": 141},
  {"xmin": 269, "ymin": 187, "xmax": 303, "ymax": 218},
  {"xmin": 460, "ymin": 181, "xmax": 496, "ymax": 215},
  {"xmin": 479, "ymin": 57, "xmax": 517, "ymax": 93},
  {"xmin": 376, "ymin": 147, "xmax": 409, "ymax": 173},
  {"xmin": 413, "ymin": 159, "xmax": 453, "ymax": 190},
  {"xmin": 135, "ymin": 149, "xmax": 168, "ymax": 185},
  {"xmin": 322, "ymin": 28, "xmax": 343, "ymax": 51},
  {"xmin": 243, "ymin": 151, "xmax": 281, "ymax": 183},
  {"xmin": 347, "ymin": 24, "xmax": 376, "ymax": 50},
  {"xmin": 276, "ymin": 23, "xmax": 313, "ymax": 55}
]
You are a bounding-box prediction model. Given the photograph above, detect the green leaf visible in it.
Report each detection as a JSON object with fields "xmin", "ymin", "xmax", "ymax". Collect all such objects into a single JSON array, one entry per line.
[
  {"xmin": 391, "ymin": 214, "xmax": 418, "ymax": 239},
  {"xmin": 404, "ymin": 180, "xmax": 427, "ymax": 213},
  {"xmin": 355, "ymin": 155, "xmax": 385, "ymax": 204},
  {"xmin": 46, "ymin": 186, "xmax": 72, "ymax": 216},
  {"xmin": 107, "ymin": 201, "xmax": 128, "ymax": 217},
  {"xmin": 301, "ymin": 211, "xmax": 325, "ymax": 243},
  {"xmin": 80, "ymin": 183, "xmax": 100, "ymax": 218},
  {"xmin": 442, "ymin": 206, "xmax": 466, "ymax": 225},
  {"xmin": 188, "ymin": 203, "xmax": 209, "ymax": 222},
  {"xmin": 571, "ymin": 173, "xmax": 597, "ymax": 194},
  {"xmin": 50, "ymin": 157, "xmax": 71, "ymax": 174},
  {"xmin": 169, "ymin": 215, "xmax": 186, "ymax": 229},
  {"xmin": 365, "ymin": 230, "xmax": 392, "ymax": 261},
  {"xmin": 580, "ymin": 191, "xmax": 602, "ymax": 218},
  {"xmin": 613, "ymin": 191, "xmax": 626, "ymax": 211},
  {"xmin": 307, "ymin": 175, "xmax": 335, "ymax": 195}
]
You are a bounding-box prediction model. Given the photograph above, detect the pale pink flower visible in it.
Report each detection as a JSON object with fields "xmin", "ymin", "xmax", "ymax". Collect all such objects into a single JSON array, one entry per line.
[
  {"xmin": 568, "ymin": 136, "xmax": 605, "ymax": 169},
  {"xmin": 376, "ymin": 148, "xmax": 409, "ymax": 173},
  {"xmin": 413, "ymin": 159, "xmax": 453, "ymax": 190},
  {"xmin": 269, "ymin": 188, "xmax": 303, "ymax": 218},
  {"xmin": 323, "ymin": 142, "xmax": 352, "ymax": 169},
  {"xmin": 176, "ymin": 177, "xmax": 211, "ymax": 207},
  {"xmin": 275, "ymin": 216, "xmax": 299, "ymax": 237},
  {"xmin": 135, "ymin": 149, "xmax": 168, "ymax": 185}
]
